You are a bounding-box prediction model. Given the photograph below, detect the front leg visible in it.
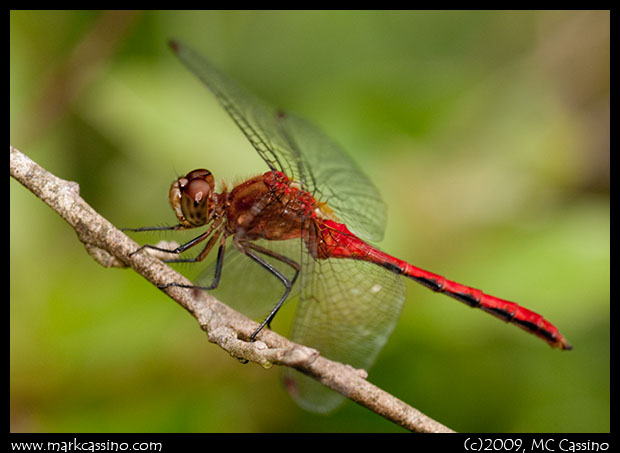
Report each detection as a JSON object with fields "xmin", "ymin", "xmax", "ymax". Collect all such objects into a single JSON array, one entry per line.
[
  {"xmin": 127, "ymin": 217, "xmax": 223, "ymax": 258},
  {"xmin": 128, "ymin": 230, "xmax": 210, "ymax": 258},
  {"xmin": 159, "ymin": 234, "xmax": 227, "ymax": 291}
]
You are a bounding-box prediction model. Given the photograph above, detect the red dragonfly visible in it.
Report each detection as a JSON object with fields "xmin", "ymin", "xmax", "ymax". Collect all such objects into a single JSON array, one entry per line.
[{"xmin": 129, "ymin": 41, "xmax": 571, "ymax": 412}]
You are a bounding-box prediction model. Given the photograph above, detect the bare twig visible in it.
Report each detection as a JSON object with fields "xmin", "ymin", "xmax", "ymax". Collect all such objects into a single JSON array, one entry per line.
[{"xmin": 10, "ymin": 145, "xmax": 454, "ymax": 433}]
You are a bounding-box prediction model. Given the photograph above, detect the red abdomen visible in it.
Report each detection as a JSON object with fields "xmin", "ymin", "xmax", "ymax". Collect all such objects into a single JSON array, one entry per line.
[{"xmin": 312, "ymin": 219, "xmax": 571, "ymax": 350}]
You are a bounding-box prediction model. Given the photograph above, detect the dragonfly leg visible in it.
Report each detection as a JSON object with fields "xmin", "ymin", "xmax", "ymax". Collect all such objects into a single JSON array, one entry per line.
[
  {"xmin": 162, "ymin": 229, "xmax": 222, "ymax": 263},
  {"xmin": 124, "ymin": 224, "xmax": 195, "ymax": 257},
  {"xmin": 129, "ymin": 217, "xmax": 230, "ymax": 290},
  {"xmin": 159, "ymin": 233, "xmax": 227, "ymax": 291},
  {"xmin": 243, "ymin": 241, "xmax": 301, "ymax": 293},
  {"xmin": 236, "ymin": 240, "xmax": 300, "ymax": 341},
  {"xmin": 130, "ymin": 231, "xmax": 207, "ymax": 259},
  {"xmin": 128, "ymin": 218, "xmax": 222, "ymax": 259},
  {"xmin": 122, "ymin": 224, "xmax": 186, "ymax": 232}
]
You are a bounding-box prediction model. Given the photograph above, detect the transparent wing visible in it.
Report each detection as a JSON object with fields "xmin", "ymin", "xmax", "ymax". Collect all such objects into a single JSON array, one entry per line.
[
  {"xmin": 279, "ymin": 113, "xmax": 387, "ymax": 241},
  {"xmin": 192, "ymin": 231, "xmax": 405, "ymax": 413},
  {"xmin": 171, "ymin": 41, "xmax": 386, "ymax": 242},
  {"xmin": 172, "ymin": 41, "xmax": 403, "ymax": 412},
  {"xmin": 283, "ymin": 254, "xmax": 406, "ymax": 413},
  {"xmin": 171, "ymin": 41, "xmax": 310, "ymax": 188}
]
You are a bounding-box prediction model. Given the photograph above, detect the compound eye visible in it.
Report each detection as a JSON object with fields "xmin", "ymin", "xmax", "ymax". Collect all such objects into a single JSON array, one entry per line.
[
  {"xmin": 185, "ymin": 169, "xmax": 214, "ymax": 186},
  {"xmin": 169, "ymin": 169, "xmax": 215, "ymax": 227},
  {"xmin": 183, "ymin": 177, "xmax": 211, "ymax": 206}
]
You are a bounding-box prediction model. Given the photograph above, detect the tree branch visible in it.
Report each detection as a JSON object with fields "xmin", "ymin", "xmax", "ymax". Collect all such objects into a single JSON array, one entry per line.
[{"xmin": 10, "ymin": 145, "xmax": 454, "ymax": 433}]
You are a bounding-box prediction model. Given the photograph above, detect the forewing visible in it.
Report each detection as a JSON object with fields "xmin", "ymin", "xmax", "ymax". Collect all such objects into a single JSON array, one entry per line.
[
  {"xmin": 171, "ymin": 41, "xmax": 387, "ymax": 242},
  {"xmin": 172, "ymin": 41, "xmax": 401, "ymax": 412},
  {"xmin": 171, "ymin": 41, "xmax": 310, "ymax": 186}
]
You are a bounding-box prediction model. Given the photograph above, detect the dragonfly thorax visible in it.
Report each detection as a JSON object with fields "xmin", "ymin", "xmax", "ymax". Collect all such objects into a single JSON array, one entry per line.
[{"xmin": 169, "ymin": 168, "xmax": 217, "ymax": 227}]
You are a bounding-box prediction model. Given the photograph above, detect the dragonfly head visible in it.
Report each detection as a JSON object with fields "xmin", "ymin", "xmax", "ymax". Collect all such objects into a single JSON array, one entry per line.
[{"xmin": 169, "ymin": 169, "xmax": 216, "ymax": 227}]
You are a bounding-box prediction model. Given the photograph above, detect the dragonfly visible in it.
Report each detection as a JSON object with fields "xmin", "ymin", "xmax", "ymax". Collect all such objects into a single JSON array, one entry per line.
[{"xmin": 128, "ymin": 40, "xmax": 571, "ymax": 413}]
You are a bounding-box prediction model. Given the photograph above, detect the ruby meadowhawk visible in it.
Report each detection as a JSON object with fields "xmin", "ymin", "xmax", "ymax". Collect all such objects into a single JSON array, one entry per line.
[{"xmin": 127, "ymin": 40, "xmax": 571, "ymax": 413}]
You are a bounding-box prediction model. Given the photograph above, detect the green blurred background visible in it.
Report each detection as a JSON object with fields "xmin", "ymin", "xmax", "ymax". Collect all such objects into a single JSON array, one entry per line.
[{"xmin": 10, "ymin": 11, "xmax": 609, "ymax": 432}]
